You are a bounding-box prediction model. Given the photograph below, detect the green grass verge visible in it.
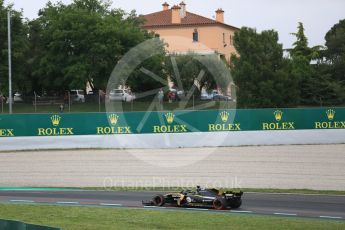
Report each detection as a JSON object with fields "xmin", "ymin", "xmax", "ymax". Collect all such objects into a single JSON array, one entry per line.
[
  {"xmin": 0, "ymin": 204, "xmax": 344, "ymax": 230},
  {"xmin": 80, "ymin": 187, "xmax": 345, "ymax": 196}
]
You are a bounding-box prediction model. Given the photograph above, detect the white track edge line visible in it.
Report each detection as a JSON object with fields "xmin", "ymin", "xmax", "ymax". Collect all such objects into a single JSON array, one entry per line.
[
  {"xmin": 100, "ymin": 203, "xmax": 122, "ymax": 206},
  {"xmin": 231, "ymin": 210, "xmax": 253, "ymax": 213},
  {"xmin": 319, "ymin": 216, "xmax": 343, "ymax": 219},
  {"xmin": 10, "ymin": 200, "xmax": 34, "ymax": 203},
  {"xmin": 274, "ymin": 212, "xmax": 297, "ymax": 216},
  {"xmin": 56, "ymin": 201, "xmax": 79, "ymax": 204}
]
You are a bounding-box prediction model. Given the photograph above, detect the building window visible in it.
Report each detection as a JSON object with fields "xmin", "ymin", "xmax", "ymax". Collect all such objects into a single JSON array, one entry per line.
[
  {"xmin": 223, "ymin": 33, "xmax": 225, "ymax": 43},
  {"xmin": 193, "ymin": 29, "xmax": 199, "ymax": 42}
]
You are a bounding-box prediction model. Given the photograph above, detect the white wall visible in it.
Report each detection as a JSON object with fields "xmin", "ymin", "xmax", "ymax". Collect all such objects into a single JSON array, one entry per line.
[{"xmin": 1, "ymin": 129, "xmax": 345, "ymax": 151}]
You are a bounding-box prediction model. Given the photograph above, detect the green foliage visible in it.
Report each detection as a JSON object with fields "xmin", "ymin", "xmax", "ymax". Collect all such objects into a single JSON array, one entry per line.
[
  {"xmin": 231, "ymin": 27, "xmax": 299, "ymax": 108},
  {"xmin": 0, "ymin": 0, "xmax": 29, "ymax": 95},
  {"xmin": 320, "ymin": 19, "xmax": 345, "ymax": 105},
  {"xmin": 324, "ymin": 19, "xmax": 345, "ymax": 84},
  {"xmin": 0, "ymin": 0, "xmax": 343, "ymax": 107},
  {"xmin": 31, "ymin": 0, "xmax": 155, "ymax": 93},
  {"xmin": 164, "ymin": 53, "xmax": 231, "ymax": 96},
  {"xmin": 126, "ymin": 53, "xmax": 167, "ymax": 95},
  {"xmin": 288, "ymin": 22, "xmax": 325, "ymax": 105},
  {"xmin": 290, "ymin": 22, "xmax": 321, "ymax": 61},
  {"xmin": 165, "ymin": 54, "xmax": 199, "ymax": 93},
  {"xmin": 324, "ymin": 19, "xmax": 345, "ymax": 65},
  {"xmin": 106, "ymin": 37, "xmax": 167, "ymax": 100},
  {"xmin": 287, "ymin": 20, "xmax": 345, "ymax": 106},
  {"xmin": 232, "ymin": 22, "xmax": 344, "ymax": 108}
]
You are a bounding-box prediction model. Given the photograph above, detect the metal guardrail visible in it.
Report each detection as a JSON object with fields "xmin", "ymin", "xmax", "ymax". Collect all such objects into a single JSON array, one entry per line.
[{"xmin": 0, "ymin": 219, "xmax": 61, "ymax": 230}]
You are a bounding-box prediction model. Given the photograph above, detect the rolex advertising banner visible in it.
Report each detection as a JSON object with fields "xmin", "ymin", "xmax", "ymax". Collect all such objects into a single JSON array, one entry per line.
[{"xmin": 0, "ymin": 108, "xmax": 344, "ymax": 138}]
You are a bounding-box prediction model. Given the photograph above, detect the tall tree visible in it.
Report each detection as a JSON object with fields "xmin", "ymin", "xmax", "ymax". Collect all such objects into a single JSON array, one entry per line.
[
  {"xmin": 25, "ymin": 19, "xmax": 44, "ymax": 95},
  {"xmin": 320, "ymin": 19, "xmax": 345, "ymax": 105},
  {"xmin": 290, "ymin": 23, "xmax": 320, "ymax": 61},
  {"xmin": 31, "ymin": 0, "xmax": 159, "ymax": 93},
  {"xmin": 289, "ymin": 22, "xmax": 321, "ymax": 104},
  {"xmin": 164, "ymin": 53, "xmax": 231, "ymax": 96},
  {"xmin": 324, "ymin": 19, "xmax": 345, "ymax": 83},
  {"xmin": 0, "ymin": 0, "xmax": 29, "ymax": 96},
  {"xmin": 231, "ymin": 27, "xmax": 298, "ymax": 108}
]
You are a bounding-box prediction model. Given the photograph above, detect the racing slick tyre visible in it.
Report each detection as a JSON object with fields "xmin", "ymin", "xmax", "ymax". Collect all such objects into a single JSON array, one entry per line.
[
  {"xmin": 229, "ymin": 199, "xmax": 242, "ymax": 209},
  {"xmin": 213, "ymin": 197, "xmax": 227, "ymax": 210},
  {"xmin": 152, "ymin": 195, "xmax": 165, "ymax": 206}
]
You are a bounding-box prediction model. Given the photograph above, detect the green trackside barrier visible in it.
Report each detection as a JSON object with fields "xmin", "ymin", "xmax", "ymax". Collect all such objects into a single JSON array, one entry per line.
[
  {"xmin": 0, "ymin": 108, "xmax": 344, "ymax": 137},
  {"xmin": 0, "ymin": 219, "xmax": 61, "ymax": 230}
]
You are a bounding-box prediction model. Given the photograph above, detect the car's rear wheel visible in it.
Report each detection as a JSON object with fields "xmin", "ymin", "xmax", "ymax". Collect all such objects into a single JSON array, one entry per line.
[
  {"xmin": 152, "ymin": 195, "xmax": 165, "ymax": 206},
  {"xmin": 213, "ymin": 197, "xmax": 226, "ymax": 210}
]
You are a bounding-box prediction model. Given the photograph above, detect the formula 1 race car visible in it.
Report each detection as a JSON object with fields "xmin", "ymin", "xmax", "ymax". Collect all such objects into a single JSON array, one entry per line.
[{"xmin": 143, "ymin": 186, "xmax": 243, "ymax": 210}]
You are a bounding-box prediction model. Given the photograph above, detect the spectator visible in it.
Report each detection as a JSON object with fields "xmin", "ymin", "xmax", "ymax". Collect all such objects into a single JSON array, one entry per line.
[
  {"xmin": 172, "ymin": 91, "xmax": 177, "ymax": 101},
  {"xmin": 99, "ymin": 90, "xmax": 106, "ymax": 103},
  {"xmin": 64, "ymin": 91, "xmax": 69, "ymax": 105},
  {"xmin": 168, "ymin": 91, "xmax": 174, "ymax": 103},
  {"xmin": 59, "ymin": 104, "xmax": 64, "ymax": 113},
  {"xmin": 158, "ymin": 88, "xmax": 164, "ymax": 104}
]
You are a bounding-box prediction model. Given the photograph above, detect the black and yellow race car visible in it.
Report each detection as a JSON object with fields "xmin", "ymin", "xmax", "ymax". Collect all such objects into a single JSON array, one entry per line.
[{"xmin": 143, "ymin": 186, "xmax": 243, "ymax": 210}]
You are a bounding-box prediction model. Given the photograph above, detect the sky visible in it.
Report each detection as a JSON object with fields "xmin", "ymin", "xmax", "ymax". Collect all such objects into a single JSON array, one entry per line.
[{"xmin": 5, "ymin": 0, "xmax": 345, "ymax": 49}]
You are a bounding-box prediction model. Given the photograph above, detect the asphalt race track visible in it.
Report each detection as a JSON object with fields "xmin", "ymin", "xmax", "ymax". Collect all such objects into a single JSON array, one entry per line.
[{"xmin": 0, "ymin": 190, "xmax": 344, "ymax": 220}]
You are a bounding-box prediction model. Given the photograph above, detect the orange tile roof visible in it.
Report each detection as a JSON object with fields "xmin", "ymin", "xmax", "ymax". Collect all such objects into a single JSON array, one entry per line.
[{"xmin": 142, "ymin": 9, "xmax": 239, "ymax": 30}]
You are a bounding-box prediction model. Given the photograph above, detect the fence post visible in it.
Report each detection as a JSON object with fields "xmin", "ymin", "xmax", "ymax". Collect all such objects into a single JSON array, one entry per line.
[
  {"xmin": 193, "ymin": 95, "xmax": 195, "ymax": 110},
  {"xmin": 34, "ymin": 92, "xmax": 37, "ymax": 113},
  {"xmin": 98, "ymin": 90, "xmax": 101, "ymax": 112},
  {"xmin": 1, "ymin": 96, "xmax": 3, "ymax": 113},
  {"xmin": 68, "ymin": 91, "xmax": 71, "ymax": 113}
]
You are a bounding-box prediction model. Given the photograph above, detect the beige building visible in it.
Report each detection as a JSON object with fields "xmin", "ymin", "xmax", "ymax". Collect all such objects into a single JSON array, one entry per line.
[{"xmin": 142, "ymin": 2, "xmax": 239, "ymax": 63}]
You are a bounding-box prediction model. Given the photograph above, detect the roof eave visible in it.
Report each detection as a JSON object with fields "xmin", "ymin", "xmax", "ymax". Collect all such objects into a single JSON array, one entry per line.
[{"xmin": 142, "ymin": 23, "xmax": 240, "ymax": 31}]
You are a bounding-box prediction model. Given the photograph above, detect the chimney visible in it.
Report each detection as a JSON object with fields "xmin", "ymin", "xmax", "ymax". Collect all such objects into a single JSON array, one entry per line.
[
  {"xmin": 215, "ymin": 8, "xmax": 224, "ymax": 23},
  {"xmin": 179, "ymin": 1, "xmax": 186, "ymax": 18},
  {"xmin": 162, "ymin": 2, "xmax": 169, "ymax": 11},
  {"xmin": 171, "ymin": 5, "xmax": 181, "ymax": 24}
]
